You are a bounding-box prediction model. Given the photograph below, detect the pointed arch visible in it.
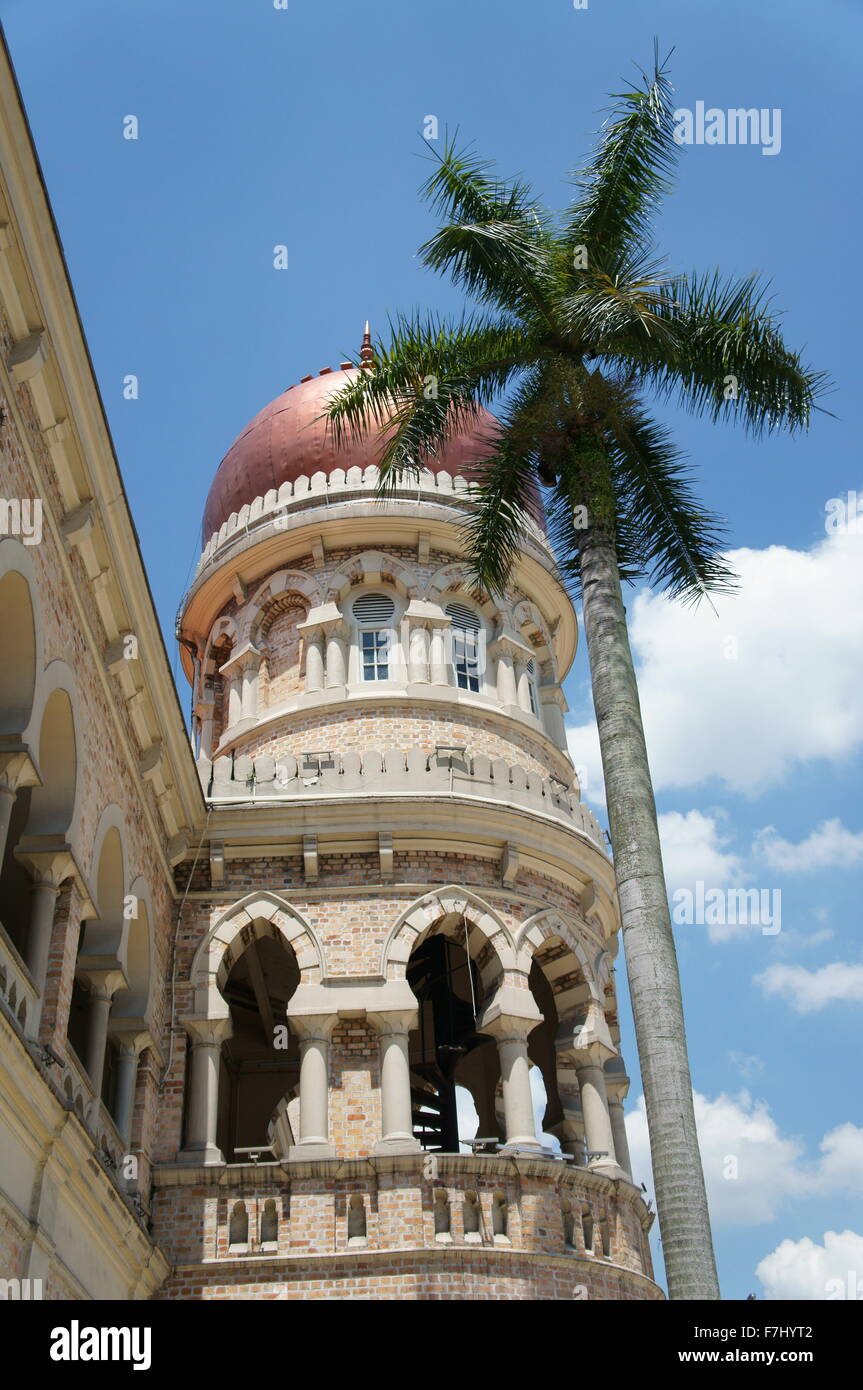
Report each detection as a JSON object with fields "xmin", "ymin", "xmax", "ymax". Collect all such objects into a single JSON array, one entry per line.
[
  {"xmin": 82, "ymin": 804, "xmax": 130, "ymax": 958},
  {"xmin": 239, "ymin": 569, "xmax": 322, "ymax": 646},
  {"xmin": 189, "ymin": 891, "xmax": 324, "ymax": 1015},
  {"xmin": 515, "ymin": 909, "xmax": 602, "ymax": 1002},
  {"xmin": 111, "ymin": 872, "xmax": 155, "ymax": 1023},
  {"xmin": 382, "ymin": 886, "xmax": 517, "ymax": 996},
  {"xmin": 324, "ymin": 550, "xmax": 418, "ymax": 604},
  {"xmin": 512, "ymin": 598, "xmax": 557, "ymax": 679},
  {"xmin": 23, "ymin": 659, "xmax": 81, "ymax": 845},
  {"xmin": 0, "ymin": 539, "xmax": 42, "ymax": 736},
  {"xmin": 423, "ymin": 563, "xmax": 503, "ymax": 625},
  {"xmin": 201, "ymin": 615, "xmax": 238, "ymax": 677}
]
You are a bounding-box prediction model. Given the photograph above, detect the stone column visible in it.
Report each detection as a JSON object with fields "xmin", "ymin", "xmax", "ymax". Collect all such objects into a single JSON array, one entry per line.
[
  {"xmin": 553, "ymin": 1075, "xmax": 587, "ymax": 1163},
  {"xmin": 226, "ymin": 672, "xmax": 242, "ymax": 727},
  {"xmin": 24, "ymin": 878, "xmax": 60, "ymax": 995},
  {"xmin": 290, "ymin": 1014, "xmax": 336, "ymax": 1157},
  {"xmin": 0, "ymin": 744, "xmax": 39, "ymax": 865},
  {"xmin": 428, "ymin": 620, "xmax": 450, "ymax": 686},
  {"xmin": 407, "ymin": 622, "xmax": 430, "ymax": 684},
  {"xmin": 515, "ymin": 661, "xmax": 534, "ymax": 714},
  {"xmin": 479, "ymin": 1004, "xmax": 543, "ymax": 1150},
  {"xmin": 323, "ymin": 626, "xmax": 348, "ymax": 689},
  {"xmin": 112, "ymin": 1037, "xmax": 145, "ymax": 1146},
  {"xmin": 490, "ymin": 631, "xmax": 534, "ymax": 710},
  {"xmin": 196, "ymin": 697, "xmax": 216, "ymax": 760},
  {"xmin": 0, "ymin": 783, "xmax": 16, "ymax": 865},
  {"xmin": 14, "ymin": 847, "xmax": 83, "ymax": 1006},
  {"xmin": 494, "ymin": 646, "xmax": 518, "ymax": 707},
  {"xmin": 605, "ymin": 1063, "xmax": 633, "ymax": 1181},
  {"xmin": 180, "ymin": 1015, "xmax": 233, "ymax": 1164},
  {"xmin": 240, "ymin": 650, "xmax": 262, "ymax": 721},
  {"xmin": 373, "ymin": 1010, "xmax": 421, "ymax": 1154},
  {"xmin": 305, "ymin": 633, "xmax": 325, "ymax": 692},
  {"xmin": 539, "ymin": 684, "xmax": 569, "ymax": 749},
  {"xmin": 574, "ymin": 1049, "xmax": 620, "ymax": 1177},
  {"xmin": 78, "ymin": 965, "xmax": 127, "ymax": 1099}
]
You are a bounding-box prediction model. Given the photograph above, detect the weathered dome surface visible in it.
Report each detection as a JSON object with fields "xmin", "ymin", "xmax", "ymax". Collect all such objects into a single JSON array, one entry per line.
[{"xmin": 202, "ymin": 364, "xmax": 511, "ymax": 545}]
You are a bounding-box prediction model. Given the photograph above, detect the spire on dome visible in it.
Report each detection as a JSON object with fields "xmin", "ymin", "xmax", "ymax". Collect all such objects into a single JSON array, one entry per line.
[{"xmin": 359, "ymin": 320, "xmax": 374, "ymax": 368}]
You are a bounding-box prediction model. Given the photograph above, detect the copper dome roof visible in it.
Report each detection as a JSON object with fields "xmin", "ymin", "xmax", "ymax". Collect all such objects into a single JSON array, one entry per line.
[{"xmin": 202, "ymin": 362, "xmax": 513, "ymax": 545}]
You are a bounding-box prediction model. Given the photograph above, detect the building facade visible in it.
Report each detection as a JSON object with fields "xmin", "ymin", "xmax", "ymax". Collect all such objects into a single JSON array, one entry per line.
[{"xmin": 0, "ymin": 38, "xmax": 660, "ymax": 1300}]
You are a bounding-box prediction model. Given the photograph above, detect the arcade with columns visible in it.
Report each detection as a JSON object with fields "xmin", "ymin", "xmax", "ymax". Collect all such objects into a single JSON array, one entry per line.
[
  {"xmin": 0, "ymin": 39, "xmax": 657, "ymax": 1293},
  {"xmin": 154, "ymin": 342, "xmax": 660, "ymax": 1300}
]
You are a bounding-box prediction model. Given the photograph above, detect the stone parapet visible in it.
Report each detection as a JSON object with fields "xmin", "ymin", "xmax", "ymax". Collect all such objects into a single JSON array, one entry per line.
[
  {"xmin": 198, "ymin": 746, "xmax": 606, "ymax": 851},
  {"xmin": 151, "ymin": 1150, "xmax": 659, "ymax": 1300}
]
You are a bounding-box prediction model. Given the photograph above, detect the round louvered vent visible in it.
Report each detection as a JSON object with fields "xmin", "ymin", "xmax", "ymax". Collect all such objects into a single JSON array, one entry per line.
[
  {"xmin": 445, "ymin": 602, "xmax": 481, "ymax": 632},
  {"xmin": 352, "ymin": 592, "xmax": 395, "ymax": 625}
]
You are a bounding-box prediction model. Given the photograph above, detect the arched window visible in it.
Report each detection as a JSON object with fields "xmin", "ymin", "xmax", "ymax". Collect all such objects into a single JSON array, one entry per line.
[
  {"xmin": 433, "ymin": 1189, "xmax": 451, "ymax": 1240},
  {"xmin": 561, "ymin": 1197, "xmax": 576, "ymax": 1250},
  {"xmin": 445, "ymin": 602, "xmax": 481, "ymax": 693},
  {"xmin": 347, "ymin": 1193, "xmax": 367, "ymax": 1244},
  {"xmin": 582, "ymin": 1211, "xmax": 595, "ymax": 1255},
  {"xmin": 353, "ymin": 592, "xmax": 395, "ymax": 682},
  {"xmin": 492, "ymin": 1190, "xmax": 508, "ymax": 1241},
  {"xmin": 229, "ymin": 1201, "xmax": 248, "ymax": 1248},
  {"xmin": 260, "ymin": 1199, "xmax": 278, "ymax": 1247},
  {"xmin": 463, "ymin": 1190, "xmax": 481, "ymax": 1241},
  {"xmin": 525, "ymin": 658, "xmax": 539, "ymax": 717}
]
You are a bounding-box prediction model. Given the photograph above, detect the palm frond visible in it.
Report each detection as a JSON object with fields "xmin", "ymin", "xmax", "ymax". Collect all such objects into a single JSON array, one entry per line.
[
  {"xmin": 419, "ymin": 137, "xmax": 559, "ymax": 325},
  {"xmin": 602, "ymin": 404, "xmax": 737, "ymax": 602},
  {"xmin": 322, "ymin": 312, "xmax": 537, "ymax": 470},
  {"xmin": 458, "ymin": 367, "xmax": 556, "ymax": 592},
  {"xmin": 564, "ymin": 41, "xmax": 678, "ymax": 269},
  {"xmin": 611, "ymin": 269, "xmax": 831, "ymax": 436}
]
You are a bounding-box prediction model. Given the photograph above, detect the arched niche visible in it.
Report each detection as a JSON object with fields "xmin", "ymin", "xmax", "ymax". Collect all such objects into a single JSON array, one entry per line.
[
  {"xmin": 385, "ymin": 889, "xmax": 518, "ymax": 1153},
  {"xmin": 0, "ymin": 568, "xmax": 37, "ymax": 734},
  {"xmin": 110, "ymin": 874, "xmax": 153, "ymax": 1024},
  {"xmin": 26, "ymin": 684, "xmax": 77, "ymax": 839}
]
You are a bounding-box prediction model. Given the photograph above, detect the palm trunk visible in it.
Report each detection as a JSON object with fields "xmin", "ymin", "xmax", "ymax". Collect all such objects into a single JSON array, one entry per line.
[{"xmin": 578, "ymin": 533, "xmax": 720, "ymax": 1301}]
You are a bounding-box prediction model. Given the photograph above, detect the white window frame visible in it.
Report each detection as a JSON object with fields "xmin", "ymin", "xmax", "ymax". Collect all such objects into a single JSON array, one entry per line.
[
  {"xmin": 445, "ymin": 601, "xmax": 483, "ymax": 694},
  {"xmin": 352, "ymin": 590, "xmax": 399, "ymax": 685}
]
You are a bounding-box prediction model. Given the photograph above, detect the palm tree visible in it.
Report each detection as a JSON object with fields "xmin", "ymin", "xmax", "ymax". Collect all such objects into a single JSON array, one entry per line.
[{"xmin": 325, "ymin": 51, "xmax": 827, "ymax": 1300}]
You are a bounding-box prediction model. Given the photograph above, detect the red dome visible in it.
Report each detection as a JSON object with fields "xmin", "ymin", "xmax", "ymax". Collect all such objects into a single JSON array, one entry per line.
[{"xmin": 202, "ymin": 365, "xmax": 508, "ymax": 545}]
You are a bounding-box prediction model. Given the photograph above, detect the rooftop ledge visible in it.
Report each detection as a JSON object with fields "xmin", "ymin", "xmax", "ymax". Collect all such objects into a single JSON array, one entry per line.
[
  {"xmin": 198, "ymin": 745, "xmax": 607, "ymax": 853},
  {"xmin": 152, "ymin": 1149, "xmax": 649, "ymax": 1207},
  {"xmin": 194, "ymin": 465, "xmax": 554, "ymax": 581}
]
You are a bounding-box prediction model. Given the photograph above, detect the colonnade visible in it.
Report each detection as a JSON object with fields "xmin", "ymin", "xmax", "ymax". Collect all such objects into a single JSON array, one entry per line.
[
  {"xmin": 194, "ymin": 602, "xmax": 571, "ymax": 756},
  {"xmin": 180, "ymin": 1002, "xmax": 632, "ymax": 1180}
]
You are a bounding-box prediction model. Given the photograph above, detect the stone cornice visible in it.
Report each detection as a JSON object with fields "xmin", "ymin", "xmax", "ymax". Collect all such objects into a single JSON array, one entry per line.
[
  {"xmin": 0, "ymin": 1004, "xmax": 169, "ymax": 1296},
  {"xmin": 179, "ymin": 509, "xmax": 578, "ymax": 685},
  {"xmin": 0, "ymin": 42, "xmax": 205, "ymax": 886}
]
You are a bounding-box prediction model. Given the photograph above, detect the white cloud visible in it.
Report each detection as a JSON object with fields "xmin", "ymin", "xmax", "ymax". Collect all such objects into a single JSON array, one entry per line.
[
  {"xmin": 756, "ymin": 1230, "xmax": 863, "ymax": 1300},
  {"xmin": 659, "ymin": 809, "xmax": 745, "ymax": 893},
  {"xmin": 626, "ymin": 1091, "xmax": 863, "ymax": 1227},
  {"xmin": 754, "ymin": 961, "xmax": 863, "ymax": 1013},
  {"xmin": 567, "ymin": 526, "xmax": 863, "ymax": 796},
  {"xmin": 817, "ymin": 1123, "xmax": 863, "ymax": 1191},
  {"xmin": 754, "ymin": 819, "xmax": 863, "ymax": 872},
  {"xmin": 727, "ymin": 1050, "xmax": 764, "ymax": 1080}
]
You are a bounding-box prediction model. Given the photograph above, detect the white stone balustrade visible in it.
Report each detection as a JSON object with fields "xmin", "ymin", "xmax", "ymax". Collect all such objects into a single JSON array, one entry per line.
[{"xmin": 199, "ymin": 746, "xmax": 606, "ymax": 849}]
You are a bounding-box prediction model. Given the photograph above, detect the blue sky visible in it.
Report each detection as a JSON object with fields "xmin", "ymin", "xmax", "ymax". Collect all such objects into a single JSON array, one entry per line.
[{"xmin": 3, "ymin": 0, "xmax": 860, "ymax": 1300}]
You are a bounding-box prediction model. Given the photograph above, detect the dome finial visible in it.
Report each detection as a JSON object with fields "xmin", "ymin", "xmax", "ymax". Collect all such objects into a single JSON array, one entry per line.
[{"xmin": 359, "ymin": 320, "xmax": 374, "ymax": 368}]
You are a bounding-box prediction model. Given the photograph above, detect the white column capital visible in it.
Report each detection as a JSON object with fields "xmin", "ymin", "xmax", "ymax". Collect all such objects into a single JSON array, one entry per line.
[
  {"xmin": 0, "ymin": 739, "xmax": 40, "ymax": 794},
  {"xmin": 14, "ymin": 840, "xmax": 92, "ymax": 910},
  {"xmin": 368, "ymin": 1008, "xmax": 418, "ymax": 1037},
  {"xmin": 182, "ymin": 1013, "xmax": 233, "ymax": 1048},
  {"xmin": 218, "ymin": 641, "xmax": 263, "ymax": 676},
  {"xmin": 285, "ymin": 1010, "xmax": 336, "ymax": 1042}
]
